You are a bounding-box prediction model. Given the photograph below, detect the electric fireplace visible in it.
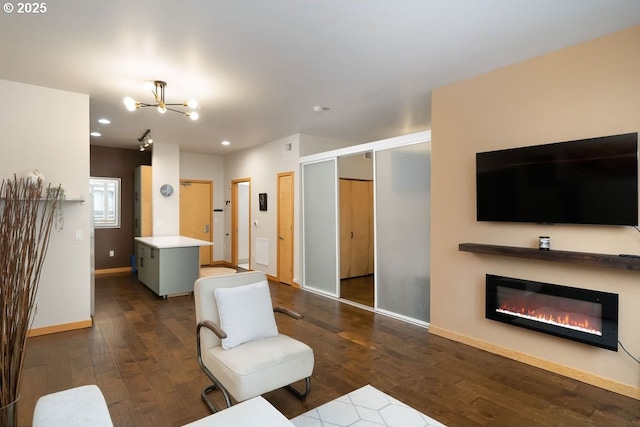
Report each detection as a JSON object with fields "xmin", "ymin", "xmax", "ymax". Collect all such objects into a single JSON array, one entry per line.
[{"xmin": 485, "ymin": 274, "xmax": 618, "ymax": 351}]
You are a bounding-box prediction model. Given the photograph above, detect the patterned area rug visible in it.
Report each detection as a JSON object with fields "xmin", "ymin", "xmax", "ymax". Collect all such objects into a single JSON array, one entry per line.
[
  {"xmin": 290, "ymin": 385, "xmax": 446, "ymax": 427},
  {"xmin": 199, "ymin": 267, "xmax": 237, "ymax": 277}
]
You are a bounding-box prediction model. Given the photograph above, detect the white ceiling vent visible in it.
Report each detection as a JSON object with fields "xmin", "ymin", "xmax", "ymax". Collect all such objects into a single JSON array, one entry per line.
[{"xmin": 283, "ymin": 142, "xmax": 293, "ymax": 153}]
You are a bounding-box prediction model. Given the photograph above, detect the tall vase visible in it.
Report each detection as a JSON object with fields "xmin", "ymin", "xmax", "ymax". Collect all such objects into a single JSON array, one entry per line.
[{"xmin": 0, "ymin": 395, "xmax": 19, "ymax": 427}]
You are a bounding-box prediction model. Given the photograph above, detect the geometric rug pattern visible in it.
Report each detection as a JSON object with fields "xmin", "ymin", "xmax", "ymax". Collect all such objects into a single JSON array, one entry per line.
[{"xmin": 290, "ymin": 384, "xmax": 447, "ymax": 427}]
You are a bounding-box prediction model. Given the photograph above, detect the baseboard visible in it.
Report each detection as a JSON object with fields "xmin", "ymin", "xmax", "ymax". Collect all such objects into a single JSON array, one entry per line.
[
  {"xmin": 428, "ymin": 325, "xmax": 640, "ymax": 401},
  {"xmin": 266, "ymin": 274, "xmax": 277, "ymax": 282},
  {"xmin": 211, "ymin": 261, "xmax": 233, "ymax": 267},
  {"xmin": 28, "ymin": 319, "xmax": 93, "ymax": 337},
  {"xmin": 95, "ymin": 267, "xmax": 132, "ymax": 275}
]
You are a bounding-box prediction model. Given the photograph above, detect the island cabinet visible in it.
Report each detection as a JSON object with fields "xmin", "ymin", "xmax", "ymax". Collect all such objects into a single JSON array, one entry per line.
[{"xmin": 135, "ymin": 236, "xmax": 213, "ymax": 297}]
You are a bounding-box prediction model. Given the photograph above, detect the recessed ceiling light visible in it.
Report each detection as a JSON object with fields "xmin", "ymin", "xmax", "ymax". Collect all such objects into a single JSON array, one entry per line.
[
  {"xmin": 90, "ymin": 131, "xmax": 101, "ymax": 137},
  {"xmin": 221, "ymin": 140, "xmax": 230, "ymax": 146},
  {"xmin": 313, "ymin": 105, "xmax": 330, "ymax": 113},
  {"xmin": 98, "ymin": 118, "xmax": 111, "ymax": 124}
]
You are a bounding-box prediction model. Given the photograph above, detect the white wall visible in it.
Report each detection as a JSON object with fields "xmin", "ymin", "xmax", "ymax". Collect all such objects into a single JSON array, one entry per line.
[
  {"xmin": 224, "ymin": 134, "xmax": 300, "ymax": 279},
  {"xmin": 152, "ymin": 142, "xmax": 180, "ymax": 236},
  {"xmin": 179, "ymin": 151, "xmax": 224, "ymax": 261},
  {"xmin": 338, "ymin": 152, "xmax": 374, "ymax": 180},
  {"xmin": 0, "ymin": 79, "xmax": 91, "ymax": 329},
  {"xmin": 300, "ymin": 134, "xmax": 356, "ymax": 157}
]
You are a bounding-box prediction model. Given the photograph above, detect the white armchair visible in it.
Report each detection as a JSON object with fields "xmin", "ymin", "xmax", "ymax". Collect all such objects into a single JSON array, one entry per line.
[{"xmin": 194, "ymin": 271, "xmax": 314, "ymax": 413}]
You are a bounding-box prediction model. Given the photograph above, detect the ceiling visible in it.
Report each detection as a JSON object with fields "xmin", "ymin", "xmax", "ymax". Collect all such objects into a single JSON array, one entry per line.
[{"xmin": 1, "ymin": 1, "xmax": 639, "ymax": 155}]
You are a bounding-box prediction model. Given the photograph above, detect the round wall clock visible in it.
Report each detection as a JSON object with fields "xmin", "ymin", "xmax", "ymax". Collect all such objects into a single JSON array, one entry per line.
[{"xmin": 160, "ymin": 184, "xmax": 174, "ymax": 197}]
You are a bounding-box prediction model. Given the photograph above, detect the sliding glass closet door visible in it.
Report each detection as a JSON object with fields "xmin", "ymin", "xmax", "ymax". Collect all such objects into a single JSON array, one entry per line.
[
  {"xmin": 375, "ymin": 142, "xmax": 431, "ymax": 323},
  {"xmin": 302, "ymin": 159, "xmax": 338, "ymax": 296}
]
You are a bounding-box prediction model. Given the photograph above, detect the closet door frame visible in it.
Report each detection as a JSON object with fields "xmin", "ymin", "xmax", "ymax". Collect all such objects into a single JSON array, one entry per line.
[{"xmin": 300, "ymin": 131, "xmax": 431, "ymax": 326}]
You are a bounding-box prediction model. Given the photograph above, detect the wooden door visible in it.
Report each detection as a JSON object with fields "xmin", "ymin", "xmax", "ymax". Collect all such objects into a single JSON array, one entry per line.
[
  {"xmin": 277, "ymin": 172, "xmax": 294, "ymax": 285},
  {"xmin": 350, "ymin": 180, "xmax": 373, "ymax": 276},
  {"xmin": 340, "ymin": 179, "xmax": 374, "ymax": 279},
  {"xmin": 179, "ymin": 180, "xmax": 212, "ymax": 266},
  {"xmin": 339, "ymin": 179, "xmax": 352, "ymax": 279}
]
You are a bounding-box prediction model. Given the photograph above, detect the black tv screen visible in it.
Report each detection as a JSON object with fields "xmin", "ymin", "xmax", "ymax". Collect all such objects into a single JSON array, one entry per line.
[{"xmin": 476, "ymin": 133, "xmax": 639, "ymax": 226}]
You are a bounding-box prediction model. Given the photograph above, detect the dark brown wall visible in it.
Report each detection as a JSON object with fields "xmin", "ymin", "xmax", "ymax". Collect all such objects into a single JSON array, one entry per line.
[{"xmin": 90, "ymin": 145, "xmax": 151, "ymax": 270}]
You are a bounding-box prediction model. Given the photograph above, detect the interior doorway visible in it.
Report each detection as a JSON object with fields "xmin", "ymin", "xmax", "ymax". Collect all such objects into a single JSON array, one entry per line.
[
  {"xmin": 179, "ymin": 180, "xmax": 213, "ymax": 266},
  {"xmin": 338, "ymin": 152, "xmax": 374, "ymax": 307},
  {"xmin": 231, "ymin": 179, "xmax": 251, "ymax": 269}
]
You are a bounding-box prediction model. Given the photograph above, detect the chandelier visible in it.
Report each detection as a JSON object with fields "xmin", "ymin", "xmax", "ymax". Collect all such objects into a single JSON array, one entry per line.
[
  {"xmin": 123, "ymin": 80, "xmax": 199, "ymax": 120},
  {"xmin": 138, "ymin": 129, "xmax": 153, "ymax": 151}
]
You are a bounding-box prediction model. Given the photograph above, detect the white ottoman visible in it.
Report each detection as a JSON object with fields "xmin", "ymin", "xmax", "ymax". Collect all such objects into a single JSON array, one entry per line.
[
  {"xmin": 181, "ymin": 396, "xmax": 294, "ymax": 427},
  {"xmin": 32, "ymin": 384, "xmax": 113, "ymax": 427}
]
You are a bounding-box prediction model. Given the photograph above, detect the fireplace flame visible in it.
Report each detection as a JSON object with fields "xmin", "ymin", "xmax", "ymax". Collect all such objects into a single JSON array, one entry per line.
[{"xmin": 497, "ymin": 304, "xmax": 602, "ymax": 336}]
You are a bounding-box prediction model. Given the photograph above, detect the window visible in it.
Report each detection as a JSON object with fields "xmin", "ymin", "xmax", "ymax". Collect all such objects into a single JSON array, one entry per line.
[{"xmin": 90, "ymin": 177, "xmax": 121, "ymax": 228}]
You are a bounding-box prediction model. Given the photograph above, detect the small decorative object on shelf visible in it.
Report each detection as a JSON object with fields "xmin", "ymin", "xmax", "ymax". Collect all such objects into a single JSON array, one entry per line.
[
  {"xmin": 22, "ymin": 169, "xmax": 45, "ymax": 186},
  {"xmin": 539, "ymin": 236, "xmax": 550, "ymax": 251},
  {"xmin": 46, "ymin": 186, "xmax": 66, "ymax": 230}
]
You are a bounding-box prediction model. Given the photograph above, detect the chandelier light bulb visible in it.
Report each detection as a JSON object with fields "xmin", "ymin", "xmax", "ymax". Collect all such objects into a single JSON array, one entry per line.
[
  {"xmin": 158, "ymin": 106, "xmax": 167, "ymax": 113},
  {"xmin": 187, "ymin": 99, "xmax": 198, "ymax": 109},
  {"xmin": 189, "ymin": 111, "xmax": 199, "ymax": 121},
  {"xmin": 123, "ymin": 97, "xmax": 137, "ymax": 111}
]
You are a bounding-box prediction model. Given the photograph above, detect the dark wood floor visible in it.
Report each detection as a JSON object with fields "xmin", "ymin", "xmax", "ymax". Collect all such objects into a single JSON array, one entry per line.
[
  {"xmin": 17, "ymin": 272, "xmax": 640, "ymax": 426},
  {"xmin": 340, "ymin": 274, "xmax": 374, "ymax": 307}
]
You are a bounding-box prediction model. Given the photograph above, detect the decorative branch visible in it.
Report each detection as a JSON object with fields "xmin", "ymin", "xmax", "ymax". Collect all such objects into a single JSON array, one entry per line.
[{"xmin": 0, "ymin": 176, "xmax": 62, "ymax": 424}]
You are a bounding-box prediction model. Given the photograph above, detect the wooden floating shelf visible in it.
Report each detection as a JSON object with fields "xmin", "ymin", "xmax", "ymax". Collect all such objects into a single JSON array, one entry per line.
[{"xmin": 458, "ymin": 243, "xmax": 640, "ymax": 272}]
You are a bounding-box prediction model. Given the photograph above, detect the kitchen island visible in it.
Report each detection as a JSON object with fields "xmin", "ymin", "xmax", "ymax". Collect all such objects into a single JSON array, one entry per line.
[{"xmin": 135, "ymin": 236, "xmax": 213, "ymax": 297}]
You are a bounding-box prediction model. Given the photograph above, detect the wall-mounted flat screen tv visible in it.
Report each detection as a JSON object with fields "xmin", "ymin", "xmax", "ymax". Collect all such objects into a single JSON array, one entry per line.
[{"xmin": 476, "ymin": 132, "xmax": 638, "ymax": 226}]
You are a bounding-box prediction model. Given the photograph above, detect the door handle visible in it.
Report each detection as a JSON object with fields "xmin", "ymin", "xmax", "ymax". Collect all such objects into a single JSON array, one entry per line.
[
  {"xmin": 204, "ymin": 224, "xmax": 210, "ymax": 233},
  {"xmin": 279, "ymin": 235, "xmax": 284, "ymax": 240},
  {"xmin": 351, "ymin": 231, "xmax": 354, "ymax": 238}
]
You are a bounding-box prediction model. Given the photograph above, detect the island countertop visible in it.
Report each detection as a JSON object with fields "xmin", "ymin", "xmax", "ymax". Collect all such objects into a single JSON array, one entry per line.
[{"xmin": 134, "ymin": 236, "xmax": 213, "ymax": 249}]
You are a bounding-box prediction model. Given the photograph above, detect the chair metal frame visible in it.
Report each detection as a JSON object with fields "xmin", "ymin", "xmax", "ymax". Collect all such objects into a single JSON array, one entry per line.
[{"xmin": 196, "ymin": 307, "xmax": 312, "ymax": 413}]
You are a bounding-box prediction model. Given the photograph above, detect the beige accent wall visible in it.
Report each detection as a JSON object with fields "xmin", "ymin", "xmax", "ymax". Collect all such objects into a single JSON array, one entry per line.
[{"xmin": 431, "ymin": 25, "xmax": 640, "ymax": 398}]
